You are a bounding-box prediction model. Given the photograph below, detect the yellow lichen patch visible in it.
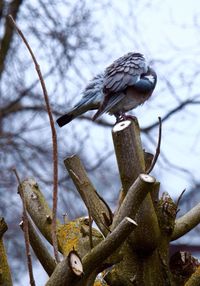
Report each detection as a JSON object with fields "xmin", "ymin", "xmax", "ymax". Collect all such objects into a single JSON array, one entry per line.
[
  {"xmin": 57, "ymin": 217, "xmax": 103, "ymax": 258},
  {"xmin": 185, "ymin": 266, "xmax": 200, "ymax": 286},
  {"xmin": 94, "ymin": 278, "xmax": 110, "ymax": 286},
  {"xmin": 57, "ymin": 221, "xmax": 80, "ymax": 255},
  {"xmin": 0, "ymin": 239, "xmax": 13, "ymax": 284}
]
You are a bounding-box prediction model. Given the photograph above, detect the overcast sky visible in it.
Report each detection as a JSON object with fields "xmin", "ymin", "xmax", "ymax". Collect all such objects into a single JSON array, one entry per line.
[{"xmin": 18, "ymin": 0, "xmax": 200, "ymax": 284}]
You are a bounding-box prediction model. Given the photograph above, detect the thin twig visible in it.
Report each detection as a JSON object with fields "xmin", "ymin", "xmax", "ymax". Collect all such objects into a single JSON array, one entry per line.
[
  {"xmin": 13, "ymin": 169, "xmax": 36, "ymax": 286},
  {"xmin": 176, "ymin": 189, "xmax": 186, "ymax": 214},
  {"xmin": 88, "ymin": 210, "xmax": 93, "ymax": 249},
  {"xmin": 9, "ymin": 15, "xmax": 59, "ymax": 262},
  {"xmin": 147, "ymin": 117, "xmax": 162, "ymax": 174}
]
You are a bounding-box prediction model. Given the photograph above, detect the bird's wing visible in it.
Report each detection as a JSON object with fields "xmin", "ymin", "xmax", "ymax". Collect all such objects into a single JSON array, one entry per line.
[
  {"xmin": 104, "ymin": 53, "xmax": 147, "ymax": 93},
  {"xmin": 74, "ymin": 73, "xmax": 104, "ymax": 109},
  {"xmin": 93, "ymin": 53, "xmax": 148, "ymax": 120}
]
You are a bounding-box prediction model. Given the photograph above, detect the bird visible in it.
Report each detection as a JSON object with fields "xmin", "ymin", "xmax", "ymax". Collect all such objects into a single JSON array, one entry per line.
[{"xmin": 56, "ymin": 52, "xmax": 157, "ymax": 127}]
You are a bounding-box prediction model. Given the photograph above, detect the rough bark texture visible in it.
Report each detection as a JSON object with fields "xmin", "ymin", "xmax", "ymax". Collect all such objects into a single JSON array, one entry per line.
[
  {"xmin": 64, "ymin": 155, "xmax": 113, "ymax": 236},
  {"xmin": 0, "ymin": 218, "xmax": 13, "ymax": 286},
  {"xmin": 20, "ymin": 218, "xmax": 56, "ymax": 276},
  {"xmin": 21, "ymin": 178, "xmax": 60, "ymax": 245},
  {"xmin": 112, "ymin": 119, "xmax": 160, "ymax": 252},
  {"xmin": 172, "ymin": 202, "xmax": 200, "ymax": 241}
]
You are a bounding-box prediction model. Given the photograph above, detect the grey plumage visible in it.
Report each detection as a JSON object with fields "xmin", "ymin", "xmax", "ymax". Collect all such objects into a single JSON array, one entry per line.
[{"xmin": 56, "ymin": 52, "xmax": 157, "ymax": 127}]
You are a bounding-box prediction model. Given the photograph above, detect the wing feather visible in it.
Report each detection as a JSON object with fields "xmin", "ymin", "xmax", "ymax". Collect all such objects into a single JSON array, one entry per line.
[{"xmin": 103, "ymin": 52, "xmax": 147, "ymax": 94}]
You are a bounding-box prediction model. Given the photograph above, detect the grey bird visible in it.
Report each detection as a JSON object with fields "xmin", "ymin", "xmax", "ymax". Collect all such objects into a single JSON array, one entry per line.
[{"xmin": 56, "ymin": 52, "xmax": 157, "ymax": 127}]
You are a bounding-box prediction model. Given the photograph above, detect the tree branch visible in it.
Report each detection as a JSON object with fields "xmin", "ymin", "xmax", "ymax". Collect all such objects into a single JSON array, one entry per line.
[
  {"xmin": 0, "ymin": 217, "xmax": 13, "ymax": 286},
  {"xmin": 45, "ymin": 251, "xmax": 83, "ymax": 286},
  {"xmin": 112, "ymin": 119, "xmax": 145, "ymax": 200},
  {"xmin": 21, "ymin": 178, "xmax": 61, "ymax": 245},
  {"xmin": 0, "ymin": 0, "xmax": 23, "ymax": 78},
  {"xmin": 171, "ymin": 202, "xmax": 200, "ymax": 241},
  {"xmin": 111, "ymin": 174, "xmax": 156, "ymax": 229},
  {"xmin": 13, "ymin": 169, "xmax": 35, "ymax": 286},
  {"xmin": 82, "ymin": 217, "xmax": 137, "ymax": 278},
  {"xmin": 112, "ymin": 118, "xmax": 160, "ymax": 251},
  {"xmin": 146, "ymin": 117, "xmax": 162, "ymax": 174},
  {"xmin": 20, "ymin": 218, "xmax": 56, "ymax": 276},
  {"xmin": 64, "ymin": 155, "xmax": 113, "ymax": 236},
  {"xmin": 46, "ymin": 217, "xmax": 137, "ymax": 285},
  {"xmin": 184, "ymin": 266, "xmax": 200, "ymax": 286},
  {"xmin": 142, "ymin": 98, "xmax": 200, "ymax": 133}
]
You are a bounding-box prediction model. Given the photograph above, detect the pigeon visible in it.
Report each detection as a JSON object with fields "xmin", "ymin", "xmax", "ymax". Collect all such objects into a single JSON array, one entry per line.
[{"xmin": 56, "ymin": 52, "xmax": 157, "ymax": 127}]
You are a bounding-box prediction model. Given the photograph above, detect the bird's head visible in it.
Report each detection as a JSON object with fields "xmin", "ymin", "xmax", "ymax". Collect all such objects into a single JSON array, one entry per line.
[{"xmin": 142, "ymin": 66, "xmax": 157, "ymax": 88}]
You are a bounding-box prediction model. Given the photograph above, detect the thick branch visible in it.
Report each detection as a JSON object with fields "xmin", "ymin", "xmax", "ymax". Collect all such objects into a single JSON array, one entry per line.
[
  {"xmin": 171, "ymin": 202, "xmax": 200, "ymax": 241},
  {"xmin": 82, "ymin": 217, "xmax": 137, "ymax": 278},
  {"xmin": 112, "ymin": 119, "xmax": 160, "ymax": 251},
  {"xmin": 185, "ymin": 266, "xmax": 200, "ymax": 286},
  {"xmin": 46, "ymin": 217, "xmax": 137, "ymax": 285},
  {"xmin": 21, "ymin": 178, "xmax": 61, "ymax": 244},
  {"xmin": 20, "ymin": 218, "xmax": 56, "ymax": 276},
  {"xmin": 0, "ymin": 218, "xmax": 13, "ymax": 286},
  {"xmin": 45, "ymin": 251, "xmax": 83, "ymax": 286},
  {"xmin": 64, "ymin": 155, "xmax": 112, "ymax": 236},
  {"xmin": 112, "ymin": 174, "xmax": 156, "ymax": 229},
  {"xmin": 112, "ymin": 119, "xmax": 145, "ymax": 199},
  {"xmin": 14, "ymin": 169, "xmax": 35, "ymax": 286}
]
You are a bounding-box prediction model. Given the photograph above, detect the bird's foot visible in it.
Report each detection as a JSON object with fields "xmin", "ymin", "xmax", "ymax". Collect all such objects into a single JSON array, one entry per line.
[
  {"xmin": 123, "ymin": 114, "xmax": 137, "ymax": 122},
  {"xmin": 115, "ymin": 113, "xmax": 137, "ymax": 123}
]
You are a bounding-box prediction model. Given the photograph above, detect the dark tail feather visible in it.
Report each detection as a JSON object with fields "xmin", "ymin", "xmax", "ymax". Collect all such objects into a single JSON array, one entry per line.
[{"xmin": 56, "ymin": 113, "xmax": 74, "ymax": 127}]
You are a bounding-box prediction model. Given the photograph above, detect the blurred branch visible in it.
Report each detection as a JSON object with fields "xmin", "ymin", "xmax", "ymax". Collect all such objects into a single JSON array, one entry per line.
[
  {"xmin": 0, "ymin": 0, "xmax": 4, "ymax": 23},
  {"xmin": 142, "ymin": 98, "xmax": 200, "ymax": 133},
  {"xmin": 185, "ymin": 266, "xmax": 200, "ymax": 286},
  {"xmin": 0, "ymin": 0, "xmax": 23, "ymax": 78}
]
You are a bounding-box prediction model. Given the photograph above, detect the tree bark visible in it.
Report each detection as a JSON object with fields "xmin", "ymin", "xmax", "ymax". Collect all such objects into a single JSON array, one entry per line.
[{"xmin": 0, "ymin": 218, "xmax": 13, "ymax": 286}]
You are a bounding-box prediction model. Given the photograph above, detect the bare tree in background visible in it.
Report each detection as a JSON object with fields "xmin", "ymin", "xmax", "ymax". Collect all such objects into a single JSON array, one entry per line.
[
  {"xmin": 1, "ymin": 0, "xmax": 200, "ymax": 283},
  {"xmin": 0, "ymin": 0, "xmax": 105, "ymax": 280}
]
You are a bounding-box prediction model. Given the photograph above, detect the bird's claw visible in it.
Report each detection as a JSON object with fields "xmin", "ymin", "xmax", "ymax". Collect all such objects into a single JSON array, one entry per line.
[{"xmin": 115, "ymin": 113, "xmax": 137, "ymax": 124}]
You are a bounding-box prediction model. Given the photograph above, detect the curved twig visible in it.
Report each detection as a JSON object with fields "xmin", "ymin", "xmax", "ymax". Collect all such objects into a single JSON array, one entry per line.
[
  {"xmin": 9, "ymin": 15, "xmax": 59, "ymax": 262},
  {"xmin": 147, "ymin": 117, "xmax": 162, "ymax": 174}
]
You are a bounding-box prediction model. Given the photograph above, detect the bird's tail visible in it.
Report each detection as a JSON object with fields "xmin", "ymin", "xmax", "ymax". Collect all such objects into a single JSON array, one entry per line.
[
  {"xmin": 56, "ymin": 73, "xmax": 104, "ymax": 127},
  {"xmin": 56, "ymin": 112, "xmax": 74, "ymax": 127},
  {"xmin": 56, "ymin": 103, "xmax": 93, "ymax": 127}
]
